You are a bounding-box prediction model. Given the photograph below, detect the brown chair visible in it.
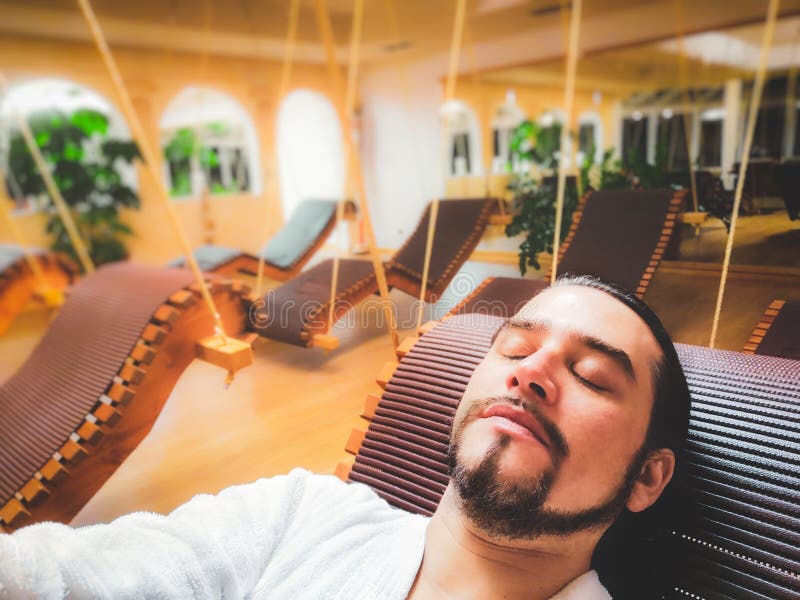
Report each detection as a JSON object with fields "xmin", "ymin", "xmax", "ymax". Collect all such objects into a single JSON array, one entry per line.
[
  {"xmin": 250, "ymin": 198, "xmax": 496, "ymax": 347},
  {"xmin": 744, "ymin": 299, "xmax": 800, "ymax": 361},
  {"xmin": 448, "ymin": 188, "xmax": 685, "ymax": 318},
  {"xmin": 337, "ymin": 314, "xmax": 800, "ymax": 598},
  {"xmin": 0, "ymin": 244, "xmax": 76, "ymax": 336},
  {"xmin": 171, "ymin": 199, "xmax": 344, "ymax": 280},
  {"xmin": 0, "ymin": 262, "xmax": 250, "ymax": 532}
]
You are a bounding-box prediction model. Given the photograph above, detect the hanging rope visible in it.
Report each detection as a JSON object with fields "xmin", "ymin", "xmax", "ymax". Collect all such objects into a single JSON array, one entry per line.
[
  {"xmin": 12, "ymin": 114, "xmax": 96, "ymax": 274},
  {"xmin": 709, "ymin": 0, "xmax": 780, "ymax": 348},
  {"xmin": 0, "ymin": 167, "xmax": 51, "ymax": 288},
  {"xmin": 314, "ymin": 0, "xmax": 399, "ymax": 351},
  {"xmin": 675, "ymin": 0, "xmax": 699, "ymax": 213},
  {"xmin": 327, "ymin": 0, "xmax": 364, "ymax": 331},
  {"xmin": 256, "ymin": 0, "xmax": 300, "ymax": 296},
  {"xmin": 550, "ymin": 0, "xmax": 582, "ymax": 285},
  {"xmin": 76, "ymin": 0, "xmax": 227, "ymax": 335},
  {"xmin": 414, "ymin": 0, "xmax": 467, "ymax": 329}
]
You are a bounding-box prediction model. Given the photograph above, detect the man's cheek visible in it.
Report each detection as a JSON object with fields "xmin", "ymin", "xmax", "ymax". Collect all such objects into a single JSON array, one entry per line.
[{"xmin": 457, "ymin": 419, "xmax": 496, "ymax": 465}]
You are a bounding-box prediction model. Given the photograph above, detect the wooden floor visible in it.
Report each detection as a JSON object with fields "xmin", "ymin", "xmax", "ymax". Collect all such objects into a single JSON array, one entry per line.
[{"xmin": 0, "ymin": 256, "xmax": 796, "ymax": 527}]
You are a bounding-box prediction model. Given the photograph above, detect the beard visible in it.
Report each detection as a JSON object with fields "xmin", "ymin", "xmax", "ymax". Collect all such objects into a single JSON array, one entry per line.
[{"xmin": 448, "ymin": 397, "xmax": 648, "ymax": 540}]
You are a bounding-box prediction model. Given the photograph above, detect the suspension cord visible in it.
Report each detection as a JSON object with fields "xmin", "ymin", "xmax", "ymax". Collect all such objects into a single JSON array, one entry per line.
[
  {"xmin": 709, "ymin": 0, "xmax": 780, "ymax": 348},
  {"xmin": 77, "ymin": 0, "xmax": 226, "ymax": 334},
  {"xmin": 550, "ymin": 0, "xmax": 583, "ymax": 285}
]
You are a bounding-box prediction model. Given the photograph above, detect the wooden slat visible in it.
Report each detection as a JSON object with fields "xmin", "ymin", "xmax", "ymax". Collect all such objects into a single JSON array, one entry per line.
[
  {"xmin": 396, "ymin": 336, "xmax": 419, "ymax": 358},
  {"xmin": 345, "ymin": 429, "xmax": 366, "ymax": 455},
  {"xmin": 168, "ymin": 289, "xmax": 196, "ymax": 309},
  {"xmin": 362, "ymin": 393, "xmax": 381, "ymax": 420},
  {"xmin": 107, "ymin": 382, "xmax": 135, "ymax": 405},
  {"xmin": 119, "ymin": 364, "xmax": 146, "ymax": 386},
  {"xmin": 76, "ymin": 420, "xmax": 103, "ymax": 444},
  {"xmin": 152, "ymin": 305, "xmax": 180, "ymax": 325},
  {"xmin": 377, "ymin": 361, "xmax": 399, "ymax": 389},
  {"xmin": 334, "ymin": 459, "xmax": 353, "ymax": 482},
  {"xmin": 59, "ymin": 439, "xmax": 88, "ymax": 464},
  {"xmin": 39, "ymin": 458, "xmax": 68, "ymax": 484},
  {"xmin": 0, "ymin": 498, "xmax": 30, "ymax": 528},
  {"xmin": 20, "ymin": 477, "xmax": 49, "ymax": 505},
  {"xmin": 142, "ymin": 324, "xmax": 167, "ymax": 345},
  {"xmin": 130, "ymin": 341, "xmax": 156, "ymax": 365},
  {"xmin": 93, "ymin": 402, "xmax": 121, "ymax": 426}
]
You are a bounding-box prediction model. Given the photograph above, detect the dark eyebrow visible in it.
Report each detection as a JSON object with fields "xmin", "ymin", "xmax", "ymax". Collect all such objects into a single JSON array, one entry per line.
[
  {"xmin": 580, "ymin": 334, "xmax": 636, "ymax": 382},
  {"xmin": 496, "ymin": 317, "xmax": 637, "ymax": 382}
]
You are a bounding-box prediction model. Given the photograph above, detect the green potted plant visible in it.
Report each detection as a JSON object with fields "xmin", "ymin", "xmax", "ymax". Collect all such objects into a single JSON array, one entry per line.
[{"xmin": 7, "ymin": 108, "xmax": 140, "ymax": 268}]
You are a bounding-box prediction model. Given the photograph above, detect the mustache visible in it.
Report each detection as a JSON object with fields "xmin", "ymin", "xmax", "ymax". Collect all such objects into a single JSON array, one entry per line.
[{"xmin": 466, "ymin": 395, "xmax": 570, "ymax": 462}]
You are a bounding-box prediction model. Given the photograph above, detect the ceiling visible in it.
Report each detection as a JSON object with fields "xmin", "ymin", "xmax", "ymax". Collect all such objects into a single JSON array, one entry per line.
[
  {"xmin": 482, "ymin": 13, "xmax": 800, "ymax": 94},
  {"xmin": 0, "ymin": 0, "xmax": 798, "ymax": 73}
]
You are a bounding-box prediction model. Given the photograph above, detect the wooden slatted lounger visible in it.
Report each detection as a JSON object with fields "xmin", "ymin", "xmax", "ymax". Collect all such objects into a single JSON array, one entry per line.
[
  {"xmin": 448, "ymin": 188, "xmax": 686, "ymax": 318},
  {"xmin": 336, "ymin": 314, "xmax": 800, "ymax": 599},
  {"xmin": 0, "ymin": 262, "xmax": 250, "ymax": 532},
  {"xmin": 0, "ymin": 244, "xmax": 76, "ymax": 336},
  {"xmin": 171, "ymin": 199, "xmax": 343, "ymax": 280},
  {"xmin": 744, "ymin": 299, "xmax": 800, "ymax": 360},
  {"xmin": 249, "ymin": 198, "xmax": 495, "ymax": 347}
]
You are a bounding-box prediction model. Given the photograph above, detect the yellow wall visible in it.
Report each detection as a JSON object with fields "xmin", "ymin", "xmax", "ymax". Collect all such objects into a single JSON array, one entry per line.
[{"xmin": 0, "ymin": 34, "xmax": 331, "ymax": 265}]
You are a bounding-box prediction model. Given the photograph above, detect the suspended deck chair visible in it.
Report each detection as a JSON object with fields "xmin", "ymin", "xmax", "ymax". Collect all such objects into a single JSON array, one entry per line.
[
  {"xmin": 0, "ymin": 262, "xmax": 250, "ymax": 532},
  {"xmin": 171, "ymin": 199, "xmax": 345, "ymax": 279},
  {"xmin": 336, "ymin": 313, "xmax": 800, "ymax": 599},
  {"xmin": 0, "ymin": 244, "xmax": 76, "ymax": 336},
  {"xmin": 250, "ymin": 198, "xmax": 495, "ymax": 347},
  {"xmin": 744, "ymin": 299, "xmax": 800, "ymax": 361},
  {"xmin": 449, "ymin": 188, "xmax": 686, "ymax": 318}
]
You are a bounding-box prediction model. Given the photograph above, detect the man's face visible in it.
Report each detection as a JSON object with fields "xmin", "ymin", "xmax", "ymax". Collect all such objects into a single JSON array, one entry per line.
[{"xmin": 450, "ymin": 285, "xmax": 663, "ymax": 539}]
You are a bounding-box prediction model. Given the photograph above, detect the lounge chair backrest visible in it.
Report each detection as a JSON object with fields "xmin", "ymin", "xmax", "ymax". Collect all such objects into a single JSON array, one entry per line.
[
  {"xmin": 745, "ymin": 299, "xmax": 800, "ymax": 361},
  {"xmin": 261, "ymin": 199, "xmax": 338, "ymax": 270},
  {"xmin": 388, "ymin": 198, "xmax": 494, "ymax": 300},
  {"xmin": 345, "ymin": 314, "xmax": 800, "ymax": 598},
  {"xmin": 556, "ymin": 189, "xmax": 684, "ymax": 295},
  {"xmin": 0, "ymin": 244, "xmax": 30, "ymax": 274}
]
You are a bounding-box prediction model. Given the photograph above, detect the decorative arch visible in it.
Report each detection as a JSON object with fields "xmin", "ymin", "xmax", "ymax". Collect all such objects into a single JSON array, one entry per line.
[
  {"xmin": 0, "ymin": 77, "xmax": 134, "ymax": 213},
  {"xmin": 160, "ymin": 86, "xmax": 261, "ymax": 199},
  {"xmin": 276, "ymin": 89, "xmax": 344, "ymax": 218},
  {"xmin": 441, "ymin": 99, "xmax": 483, "ymax": 177}
]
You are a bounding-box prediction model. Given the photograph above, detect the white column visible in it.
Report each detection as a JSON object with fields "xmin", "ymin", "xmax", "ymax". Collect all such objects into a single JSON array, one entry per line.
[
  {"xmin": 646, "ymin": 109, "xmax": 658, "ymax": 164},
  {"xmin": 721, "ymin": 78, "xmax": 742, "ymax": 188}
]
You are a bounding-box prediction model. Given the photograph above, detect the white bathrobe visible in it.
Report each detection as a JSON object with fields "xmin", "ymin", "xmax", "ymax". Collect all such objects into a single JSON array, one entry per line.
[{"xmin": 0, "ymin": 469, "xmax": 610, "ymax": 599}]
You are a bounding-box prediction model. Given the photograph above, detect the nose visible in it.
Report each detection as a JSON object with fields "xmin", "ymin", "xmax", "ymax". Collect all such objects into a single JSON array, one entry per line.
[{"xmin": 505, "ymin": 350, "xmax": 558, "ymax": 405}]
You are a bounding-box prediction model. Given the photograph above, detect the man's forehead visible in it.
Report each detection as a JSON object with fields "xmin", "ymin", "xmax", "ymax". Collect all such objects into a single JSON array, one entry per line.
[{"xmin": 510, "ymin": 285, "xmax": 659, "ymax": 359}]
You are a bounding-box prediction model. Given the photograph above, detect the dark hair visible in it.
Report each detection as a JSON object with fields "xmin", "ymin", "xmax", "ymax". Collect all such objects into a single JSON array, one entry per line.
[{"xmin": 551, "ymin": 274, "xmax": 691, "ymax": 599}]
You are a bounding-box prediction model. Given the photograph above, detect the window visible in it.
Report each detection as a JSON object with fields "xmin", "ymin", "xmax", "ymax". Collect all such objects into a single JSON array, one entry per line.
[
  {"xmin": 699, "ymin": 109, "xmax": 723, "ymax": 167},
  {"xmin": 577, "ymin": 110, "xmax": 602, "ymax": 165},
  {"xmin": 160, "ymin": 87, "xmax": 260, "ymax": 199},
  {"xmin": 491, "ymin": 94, "xmax": 525, "ymax": 173},
  {"xmin": 656, "ymin": 112, "xmax": 691, "ymax": 171},
  {"xmin": 441, "ymin": 100, "xmax": 482, "ymax": 177},
  {"xmin": 622, "ymin": 115, "xmax": 649, "ymax": 165},
  {"xmin": 276, "ymin": 89, "xmax": 344, "ymax": 218},
  {"xmin": 751, "ymin": 105, "xmax": 785, "ymax": 160},
  {"xmin": 0, "ymin": 78, "xmax": 134, "ymax": 214}
]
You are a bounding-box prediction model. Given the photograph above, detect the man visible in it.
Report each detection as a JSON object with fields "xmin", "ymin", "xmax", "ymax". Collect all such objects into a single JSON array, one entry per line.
[{"xmin": 0, "ymin": 275, "xmax": 690, "ymax": 599}]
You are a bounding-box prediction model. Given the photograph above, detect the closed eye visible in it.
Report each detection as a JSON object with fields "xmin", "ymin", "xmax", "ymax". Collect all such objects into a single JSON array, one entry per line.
[{"xmin": 571, "ymin": 367, "xmax": 607, "ymax": 392}]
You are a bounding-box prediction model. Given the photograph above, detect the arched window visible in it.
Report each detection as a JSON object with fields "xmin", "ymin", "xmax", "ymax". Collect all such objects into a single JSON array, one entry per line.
[
  {"xmin": 441, "ymin": 100, "xmax": 482, "ymax": 177},
  {"xmin": 0, "ymin": 77, "xmax": 134, "ymax": 214},
  {"xmin": 276, "ymin": 89, "xmax": 344, "ymax": 218},
  {"xmin": 537, "ymin": 109, "xmax": 566, "ymax": 169},
  {"xmin": 577, "ymin": 110, "xmax": 603, "ymax": 165},
  {"xmin": 160, "ymin": 86, "xmax": 260, "ymax": 199},
  {"xmin": 491, "ymin": 91, "xmax": 526, "ymax": 174}
]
